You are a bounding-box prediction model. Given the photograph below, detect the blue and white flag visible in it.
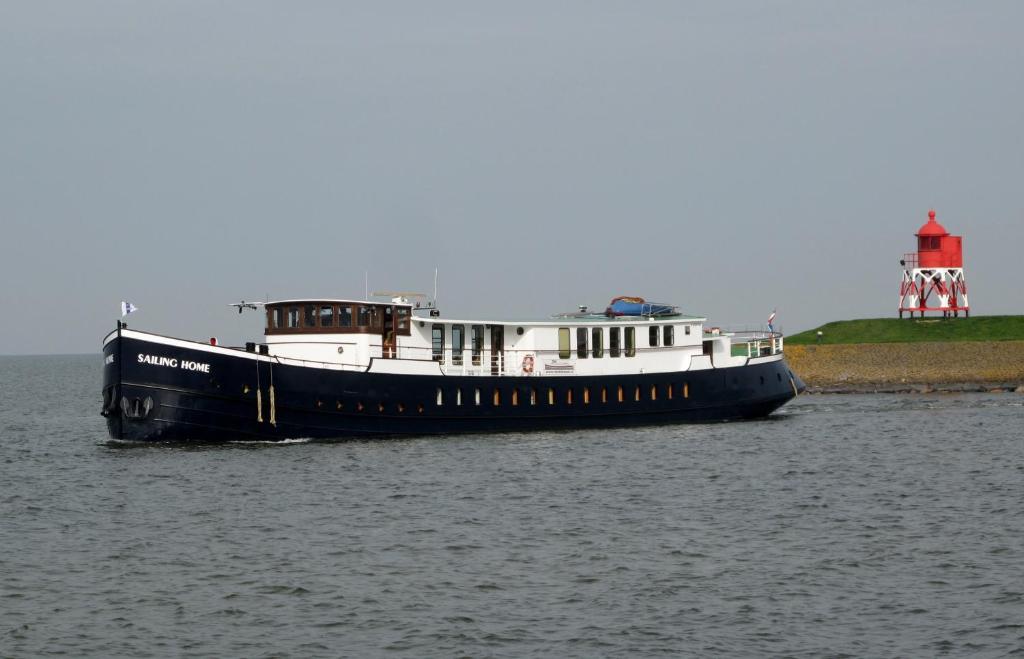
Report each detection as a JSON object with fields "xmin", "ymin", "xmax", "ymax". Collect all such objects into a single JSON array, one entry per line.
[
  {"xmin": 767, "ymin": 309, "xmax": 777, "ymax": 333},
  {"xmin": 121, "ymin": 301, "xmax": 138, "ymax": 317}
]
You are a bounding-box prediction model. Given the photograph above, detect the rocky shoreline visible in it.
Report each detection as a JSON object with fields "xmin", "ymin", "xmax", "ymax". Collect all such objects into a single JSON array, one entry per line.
[{"xmin": 783, "ymin": 341, "xmax": 1024, "ymax": 394}]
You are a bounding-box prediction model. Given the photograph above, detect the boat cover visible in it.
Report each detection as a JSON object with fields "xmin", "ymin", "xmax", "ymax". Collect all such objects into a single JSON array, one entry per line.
[{"xmin": 606, "ymin": 296, "xmax": 676, "ymax": 316}]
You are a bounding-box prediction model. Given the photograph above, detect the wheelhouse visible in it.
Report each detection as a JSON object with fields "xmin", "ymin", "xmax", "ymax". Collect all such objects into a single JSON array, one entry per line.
[{"xmin": 265, "ymin": 300, "xmax": 413, "ymax": 337}]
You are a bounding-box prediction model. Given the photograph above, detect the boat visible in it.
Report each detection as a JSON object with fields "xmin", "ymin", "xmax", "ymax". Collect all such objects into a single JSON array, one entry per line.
[{"xmin": 101, "ymin": 294, "xmax": 804, "ymax": 441}]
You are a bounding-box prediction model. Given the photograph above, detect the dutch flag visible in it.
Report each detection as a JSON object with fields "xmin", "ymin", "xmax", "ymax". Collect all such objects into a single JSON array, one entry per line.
[{"xmin": 121, "ymin": 301, "xmax": 138, "ymax": 317}]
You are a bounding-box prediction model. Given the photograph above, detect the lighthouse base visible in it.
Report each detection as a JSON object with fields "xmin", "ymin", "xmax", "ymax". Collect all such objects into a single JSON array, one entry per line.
[{"xmin": 898, "ymin": 267, "xmax": 969, "ymax": 318}]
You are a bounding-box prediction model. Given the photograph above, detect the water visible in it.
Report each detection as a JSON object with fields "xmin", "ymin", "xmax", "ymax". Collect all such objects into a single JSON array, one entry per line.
[{"xmin": 2, "ymin": 355, "xmax": 1022, "ymax": 658}]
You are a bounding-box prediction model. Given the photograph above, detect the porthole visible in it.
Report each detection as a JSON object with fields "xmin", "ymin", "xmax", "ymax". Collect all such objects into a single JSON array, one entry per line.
[
  {"xmin": 516, "ymin": 327, "xmax": 524, "ymax": 335},
  {"xmin": 417, "ymin": 403, "xmax": 424, "ymax": 413},
  {"xmin": 634, "ymin": 386, "xmax": 641, "ymax": 402},
  {"xmin": 548, "ymin": 388, "xmax": 555, "ymax": 405},
  {"xmin": 357, "ymin": 401, "xmax": 364, "ymax": 412},
  {"xmin": 650, "ymin": 385, "xmax": 657, "ymax": 401},
  {"xmin": 336, "ymin": 400, "xmax": 343, "ymax": 410},
  {"xmin": 667, "ymin": 384, "xmax": 674, "ymax": 400},
  {"xmin": 398, "ymin": 402, "xmax": 405, "ymax": 413},
  {"xmin": 583, "ymin": 387, "xmax": 590, "ymax": 404},
  {"xmin": 683, "ymin": 383, "xmax": 690, "ymax": 398},
  {"xmin": 378, "ymin": 402, "xmax": 384, "ymax": 412},
  {"xmin": 601, "ymin": 387, "xmax": 608, "ymax": 403},
  {"xmin": 617, "ymin": 386, "xmax": 624, "ymax": 403},
  {"xmin": 566, "ymin": 389, "xmax": 573, "ymax": 405}
]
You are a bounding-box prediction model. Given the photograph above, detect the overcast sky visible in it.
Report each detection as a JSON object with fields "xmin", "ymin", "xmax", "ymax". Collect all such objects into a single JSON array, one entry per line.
[{"xmin": 1, "ymin": 1, "xmax": 1021, "ymax": 355}]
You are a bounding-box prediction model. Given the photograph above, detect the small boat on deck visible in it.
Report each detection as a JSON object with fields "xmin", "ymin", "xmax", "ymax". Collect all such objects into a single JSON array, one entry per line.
[{"xmin": 101, "ymin": 294, "xmax": 803, "ymax": 441}]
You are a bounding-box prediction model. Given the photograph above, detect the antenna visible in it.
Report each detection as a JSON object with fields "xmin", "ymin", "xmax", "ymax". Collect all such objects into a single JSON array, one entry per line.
[
  {"xmin": 364, "ymin": 271, "xmax": 368, "ymax": 300},
  {"xmin": 433, "ymin": 268, "xmax": 438, "ymax": 307}
]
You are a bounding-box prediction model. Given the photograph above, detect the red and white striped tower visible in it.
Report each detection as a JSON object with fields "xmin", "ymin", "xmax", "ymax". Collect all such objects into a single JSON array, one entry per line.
[{"xmin": 898, "ymin": 209, "xmax": 969, "ymax": 318}]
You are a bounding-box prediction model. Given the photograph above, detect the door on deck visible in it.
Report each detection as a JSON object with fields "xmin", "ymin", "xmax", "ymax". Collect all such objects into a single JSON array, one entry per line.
[
  {"xmin": 489, "ymin": 325, "xmax": 504, "ymax": 376},
  {"xmin": 381, "ymin": 305, "xmax": 396, "ymax": 358}
]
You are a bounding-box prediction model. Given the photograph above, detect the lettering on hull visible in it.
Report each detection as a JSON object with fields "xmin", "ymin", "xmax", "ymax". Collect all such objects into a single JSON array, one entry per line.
[{"xmin": 138, "ymin": 353, "xmax": 210, "ymax": 374}]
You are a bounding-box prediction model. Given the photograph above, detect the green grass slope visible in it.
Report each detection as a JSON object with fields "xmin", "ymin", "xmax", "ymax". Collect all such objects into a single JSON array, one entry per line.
[{"xmin": 787, "ymin": 315, "xmax": 1024, "ymax": 345}]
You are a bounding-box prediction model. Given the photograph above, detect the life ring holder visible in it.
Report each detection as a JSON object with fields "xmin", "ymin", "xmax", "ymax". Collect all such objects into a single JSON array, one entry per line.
[{"xmin": 521, "ymin": 354, "xmax": 535, "ymax": 374}]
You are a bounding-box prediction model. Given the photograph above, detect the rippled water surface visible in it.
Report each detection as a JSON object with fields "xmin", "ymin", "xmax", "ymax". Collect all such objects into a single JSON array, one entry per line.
[{"xmin": 2, "ymin": 355, "xmax": 1022, "ymax": 657}]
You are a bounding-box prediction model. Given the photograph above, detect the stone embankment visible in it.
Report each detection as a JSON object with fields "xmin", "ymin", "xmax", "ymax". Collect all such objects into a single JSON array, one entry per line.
[{"xmin": 784, "ymin": 341, "xmax": 1024, "ymax": 393}]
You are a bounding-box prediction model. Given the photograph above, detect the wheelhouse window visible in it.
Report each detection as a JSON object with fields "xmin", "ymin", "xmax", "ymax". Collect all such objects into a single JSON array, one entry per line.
[
  {"xmin": 592, "ymin": 327, "xmax": 604, "ymax": 358},
  {"xmin": 576, "ymin": 328, "xmax": 588, "ymax": 359},
  {"xmin": 396, "ymin": 307, "xmax": 411, "ymax": 333},
  {"xmin": 471, "ymin": 325, "xmax": 484, "ymax": 365},
  {"xmin": 338, "ymin": 305, "xmax": 353, "ymax": 327},
  {"xmin": 318, "ymin": 305, "xmax": 334, "ymax": 327},
  {"xmin": 432, "ymin": 324, "xmax": 445, "ymax": 362},
  {"xmin": 304, "ymin": 305, "xmax": 317, "ymax": 327},
  {"xmin": 649, "ymin": 326, "xmax": 659, "ymax": 348},
  {"xmin": 287, "ymin": 307, "xmax": 300, "ymax": 328},
  {"xmin": 452, "ymin": 324, "xmax": 465, "ymax": 366},
  {"xmin": 610, "ymin": 327, "xmax": 621, "ymax": 358},
  {"xmin": 625, "ymin": 327, "xmax": 635, "ymax": 357},
  {"xmin": 664, "ymin": 325, "xmax": 674, "ymax": 346},
  {"xmin": 558, "ymin": 328, "xmax": 571, "ymax": 359},
  {"xmin": 271, "ymin": 308, "xmax": 283, "ymax": 329},
  {"xmin": 357, "ymin": 305, "xmax": 372, "ymax": 327}
]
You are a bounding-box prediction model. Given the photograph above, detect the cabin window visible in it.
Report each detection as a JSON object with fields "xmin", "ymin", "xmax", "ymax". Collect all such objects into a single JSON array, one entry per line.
[
  {"xmin": 319, "ymin": 305, "xmax": 334, "ymax": 327},
  {"xmin": 338, "ymin": 305, "xmax": 354, "ymax": 327},
  {"xmin": 548, "ymin": 388, "xmax": 555, "ymax": 405},
  {"xmin": 471, "ymin": 325, "xmax": 484, "ymax": 365},
  {"xmin": 493, "ymin": 388, "xmax": 501, "ymax": 406},
  {"xmin": 287, "ymin": 307, "xmax": 300, "ymax": 328},
  {"xmin": 664, "ymin": 325, "xmax": 674, "ymax": 346},
  {"xmin": 667, "ymin": 384, "xmax": 674, "ymax": 399},
  {"xmin": 474, "ymin": 388, "xmax": 481, "ymax": 405},
  {"xmin": 592, "ymin": 328, "xmax": 604, "ymax": 358},
  {"xmin": 431, "ymin": 324, "xmax": 445, "ymax": 362},
  {"xmin": 577, "ymin": 328, "xmax": 588, "ymax": 359},
  {"xmin": 601, "ymin": 387, "xmax": 608, "ymax": 403},
  {"xmin": 634, "ymin": 386, "xmax": 641, "ymax": 401},
  {"xmin": 558, "ymin": 328, "xmax": 571, "ymax": 360},
  {"xmin": 625, "ymin": 327, "xmax": 635, "ymax": 357},
  {"xmin": 357, "ymin": 305, "xmax": 372, "ymax": 327},
  {"xmin": 684, "ymin": 382, "xmax": 690, "ymax": 398},
  {"xmin": 583, "ymin": 387, "xmax": 590, "ymax": 404},
  {"xmin": 451, "ymin": 325, "xmax": 465, "ymax": 366},
  {"xmin": 617, "ymin": 385, "xmax": 624, "ymax": 402},
  {"xmin": 610, "ymin": 327, "xmax": 621, "ymax": 358},
  {"xmin": 649, "ymin": 326, "xmax": 660, "ymax": 348},
  {"xmin": 304, "ymin": 305, "xmax": 317, "ymax": 327},
  {"xmin": 530, "ymin": 388, "xmax": 537, "ymax": 405},
  {"xmin": 512, "ymin": 389, "xmax": 519, "ymax": 406},
  {"xmin": 456, "ymin": 388, "xmax": 462, "ymax": 406},
  {"xmin": 436, "ymin": 388, "xmax": 443, "ymax": 405},
  {"xmin": 650, "ymin": 385, "xmax": 657, "ymax": 400},
  {"xmin": 271, "ymin": 308, "xmax": 283, "ymax": 329},
  {"xmin": 685, "ymin": 325, "xmax": 691, "ymax": 335}
]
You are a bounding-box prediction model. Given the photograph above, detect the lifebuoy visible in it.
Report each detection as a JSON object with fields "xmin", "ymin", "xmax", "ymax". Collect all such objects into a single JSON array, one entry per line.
[{"xmin": 521, "ymin": 354, "xmax": 535, "ymax": 374}]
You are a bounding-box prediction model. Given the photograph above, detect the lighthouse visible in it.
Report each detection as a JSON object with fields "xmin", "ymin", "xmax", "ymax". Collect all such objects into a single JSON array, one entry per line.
[{"xmin": 898, "ymin": 209, "xmax": 969, "ymax": 318}]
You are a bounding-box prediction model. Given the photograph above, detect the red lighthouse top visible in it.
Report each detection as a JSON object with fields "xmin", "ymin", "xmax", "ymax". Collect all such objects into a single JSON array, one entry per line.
[
  {"xmin": 914, "ymin": 209, "xmax": 962, "ymax": 268},
  {"xmin": 916, "ymin": 209, "xmax": 948, "ymax": 237}
]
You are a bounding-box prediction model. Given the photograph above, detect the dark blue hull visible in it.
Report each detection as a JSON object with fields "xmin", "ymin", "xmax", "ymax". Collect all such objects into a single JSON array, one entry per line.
[{"xmin": 102, "ymin": 330, "xmax": 804, "ymax": 442}]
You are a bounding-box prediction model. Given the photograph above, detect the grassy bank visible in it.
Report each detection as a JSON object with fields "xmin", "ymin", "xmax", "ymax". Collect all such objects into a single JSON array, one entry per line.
[{"xmin": 787, "ymin": 315, "xmax": 1024, "ymax": 345}]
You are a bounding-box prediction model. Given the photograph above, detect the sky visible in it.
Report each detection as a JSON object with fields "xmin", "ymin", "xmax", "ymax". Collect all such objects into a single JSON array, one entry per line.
[{"xmin": 1, "ymin": 1, "xmax": 1022, "ymax": 355}]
